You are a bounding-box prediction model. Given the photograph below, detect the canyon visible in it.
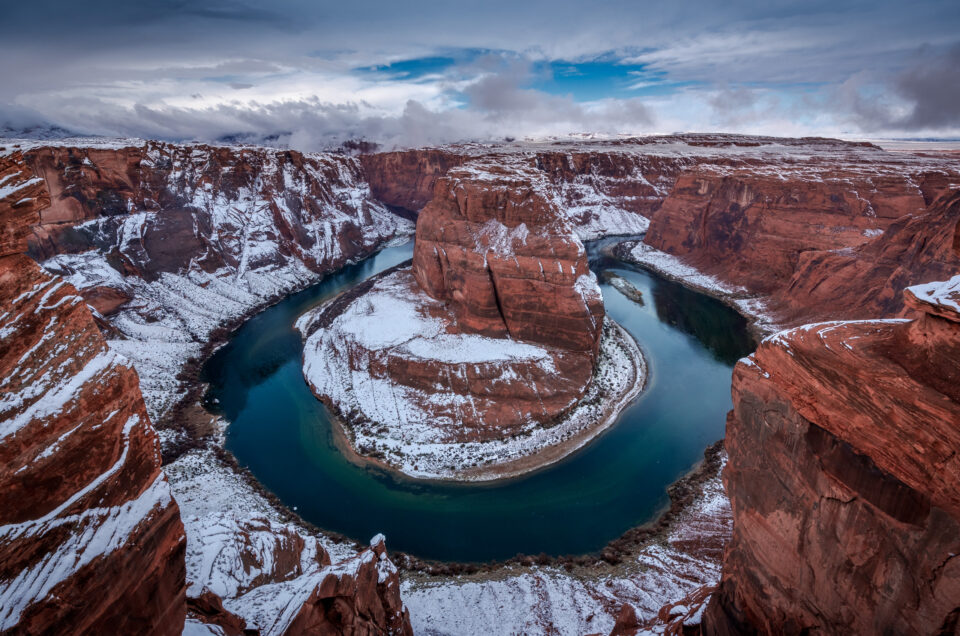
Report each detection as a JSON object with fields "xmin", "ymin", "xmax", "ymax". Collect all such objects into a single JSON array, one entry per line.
[{"xmin": 1, "ymin": 134, "xmax": 958, "ymax": 634}]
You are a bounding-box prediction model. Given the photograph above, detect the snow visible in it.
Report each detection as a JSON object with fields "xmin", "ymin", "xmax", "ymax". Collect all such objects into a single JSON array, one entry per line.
[
  {"xmin": 0, "ymin": 350, "xmax": 129, "ymax": 442},
  {"xmin": 0, "ymin": 474, "xmax": 175, "ymax": 631},
  {"xmin": 182, "ymin": 619, "xmax": 225, "ymax": 636},
  {"xmin": 402, "ymin": 455, "xmax": 732, "ymax": 636},
  {"xmin": 628, "ymin": 243, "xmax": 744, "ymax": 296},
  {"xmin": 907, "ymin": 275, "xmax": 960, "ymax": 313},
  {"xmin": 0, "ymin": 176, "xmax": 42, "ymax": 200},
  {"xmin": 625, "ymin": 242, "xmax": 778, "ymax": 334}
]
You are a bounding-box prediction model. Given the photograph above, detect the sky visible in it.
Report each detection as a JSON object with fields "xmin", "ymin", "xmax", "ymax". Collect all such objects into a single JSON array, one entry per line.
[{"xmin": 0, "ymin": 0, "xmax": 958, "ymax": 149}]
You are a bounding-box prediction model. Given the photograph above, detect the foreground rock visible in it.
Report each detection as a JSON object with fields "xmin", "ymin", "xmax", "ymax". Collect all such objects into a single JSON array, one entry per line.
[
  {"xmin": 0, "ymin": 253, "xmax": 186, "ymax": 634},
  {"xmin": 703, "ymin": 278, "xmax": 960, "ymax": 634}
]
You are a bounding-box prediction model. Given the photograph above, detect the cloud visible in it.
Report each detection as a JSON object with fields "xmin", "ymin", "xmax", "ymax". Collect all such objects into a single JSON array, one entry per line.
[
  {"xmin": 1, "ymin": 1, "xmax": 958, "ymax": 144},
  {"xmin": 894, "ymin": 44, "xmax": 960, "ymax": 129},
  {"xmin": 0, "ymin": 62, "xmax": 657, "ymax": 150}
]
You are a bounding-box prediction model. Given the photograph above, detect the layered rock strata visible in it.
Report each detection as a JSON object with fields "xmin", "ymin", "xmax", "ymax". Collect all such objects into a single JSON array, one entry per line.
[
  {"xmin": 703, "ymin": 278, "xmax": 960, "ymax": 634},
  {"xmin": 411, "ymin": 159, "xmax": 605, "ymax": 355},
  {"xmin": 2, "ymin": 140, "xmax": 412, "ymax": 418},
  {"xmin": 639, "ymin": 151, "xmax": 960, "ymax": 327},
  {"xmin": 5, "ymin": 134, "xmax": 960, "ymax": 634},
  {"xmin": 0, "ymin": 252, "xmax": 187, "ymax": 634}
]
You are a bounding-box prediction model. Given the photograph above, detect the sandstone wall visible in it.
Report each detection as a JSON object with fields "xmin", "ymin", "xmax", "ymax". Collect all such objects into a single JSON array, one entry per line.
[
  {"xmin": 704, "ymin": 283, "xmax": 960, "ymax": 634},
  {"xmin": 411, "ymin": 161, "xmax": 604, "ymax": 355}
]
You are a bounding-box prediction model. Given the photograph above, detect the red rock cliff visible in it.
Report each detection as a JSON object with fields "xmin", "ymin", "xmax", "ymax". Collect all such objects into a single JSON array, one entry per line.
[
  {"xmin": 770, "ymin": 189, "xmax": 960, "ymax": 324},
  {"xmin": 703, "ymin": 279, "xmax": 960, "ymax": 634},
  {"xmin": 0, "ymin": 253, "xmax": 187, "ymax": 632},
  {"xmin": 412, "ymin": 159, "xmax": 604, "ymax": 355},
  {"xmin": 360, "ymin": 148, "xmax": 463, "ymax": 214},
  {"xmin": 1, "ymin": 141, "xmax": 415, "ymax": 635},
  {"xmin": 641, "ymin": 148, "xmax": 960, "ymax": 324}
]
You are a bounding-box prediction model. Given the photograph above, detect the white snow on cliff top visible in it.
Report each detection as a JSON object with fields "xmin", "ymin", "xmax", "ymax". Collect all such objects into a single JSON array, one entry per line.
[
  {"xmin": 907, "ymin": 275, "xmax": 960, "ymax": 313},
  {"xmin": 301, "ymin": 270, "xmax": 554, "ymax": 365}
]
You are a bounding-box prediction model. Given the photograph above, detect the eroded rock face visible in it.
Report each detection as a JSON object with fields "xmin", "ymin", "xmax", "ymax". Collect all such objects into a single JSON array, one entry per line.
[
  {"xmin": 22, "ymin": 142, "xmax": 412, "ymax": 291},
  {"xmin": 0, "ymin": 253, "xmax": 186, "ymax": 635},
  {"xmin": 771, "ymin": 190, "xmax": 960, "ymax": 325},
  {"xmin": 271, "ymin": 536, "xmax": 412, "ymax": 636},
  {"xmin": 3, "ymin": 142, "xmax": 412, "ymax": 419},
  {"xmin": 412, "ymin": 160, "xmax": 604, "ymax": 355},
  {"xmin": 360, "ymin": 148, "xmax": 463, "ymax": 215},
  {"xmin": 645, "ymin": 167, "xmax": 925, "ymax": 294},
  {"xmin": 641, "ymin": 150, "xmax": 960, "ymax": 325},
  {"xmin": 703, "ymin": 281, "xmax": 960, "ymax": 635}
]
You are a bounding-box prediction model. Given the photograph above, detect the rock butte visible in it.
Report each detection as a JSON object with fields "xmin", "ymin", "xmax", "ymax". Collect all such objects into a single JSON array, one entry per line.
[
  {"xmin": 0, "ymin": 133, "xmax": 958, "ymax": 633},
  {"xmin": 296, "ymin": 156, "xmax": 630, "ymax": 479}
]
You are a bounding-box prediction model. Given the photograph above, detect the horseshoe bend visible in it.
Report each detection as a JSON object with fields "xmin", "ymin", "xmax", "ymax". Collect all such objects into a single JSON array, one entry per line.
[{"xmin": 1, "ymin": 130, "xmax": 959, "ymax": 636}]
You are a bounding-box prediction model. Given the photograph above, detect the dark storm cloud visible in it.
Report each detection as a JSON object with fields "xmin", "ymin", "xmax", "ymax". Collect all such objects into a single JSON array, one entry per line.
[
  {"xmin": 895, "ymin": 44, "xmax": 960, "ymax": 129},
  {"xmin": 829, "ymin": 43, "xmax": 960, "ymax": 132},
  {"xmin": 0, "ymin": 0, "xmax": 958, "ymax": 144}
]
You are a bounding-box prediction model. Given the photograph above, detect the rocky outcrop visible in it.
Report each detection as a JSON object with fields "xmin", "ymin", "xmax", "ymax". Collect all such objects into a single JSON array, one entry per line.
[
  {"xmin": 23, "ymin": 143, "xmax": 410, "ymax": 276},
  {"xmin": 298, "ymin": 265, "xmax": 642, "ymax": 479},
  {"xmin": 0, "ymin": 152, "xmax": 50, "ymax": 256},
  {"xmin": 0, "ymin": 252, "xmax": 187, "ymax": 634},
  {"xmin": 188, "ymin": 517, "xmax": 412, "ymax": 636},
  {"xmin": 534, "ymin": 149, "xmax": 689, "ymax": 238},
  {"xmin": 258, "ymin": 535, "xmax": 412, "ymax": 636},
  {"xmin": 703, "ymin": 279, "xmax": 960, "ymax": 634},
  {"xmin": 412, "ymin": 159, "xmax": 604, "ymax": 354},
  {"xmin": 771, "ymin": 189, "xmax": 960, "ymax": 325}
]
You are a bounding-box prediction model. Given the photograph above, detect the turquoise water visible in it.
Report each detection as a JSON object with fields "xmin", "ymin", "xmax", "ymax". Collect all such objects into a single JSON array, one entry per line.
[{"xmin": 202, "ymin": 239, "xmax": 755, "ymax": 562}]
